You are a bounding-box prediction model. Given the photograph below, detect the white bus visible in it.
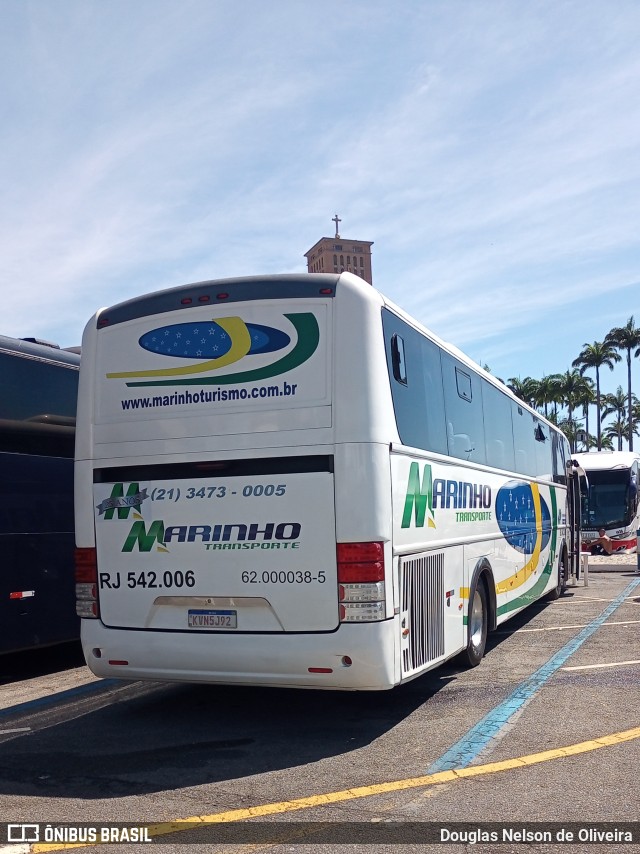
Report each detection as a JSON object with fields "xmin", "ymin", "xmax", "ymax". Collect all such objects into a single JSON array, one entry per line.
[
  {"xmin": 573, "ymin": 451, "xmax": 640, "ymax": 553},
  {"xmin": 74, "ymin": 273, "xmax": 580, "ymax": 690}
]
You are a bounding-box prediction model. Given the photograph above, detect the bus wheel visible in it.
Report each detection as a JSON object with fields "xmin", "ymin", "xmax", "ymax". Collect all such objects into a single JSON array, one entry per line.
[
  {"xmin": 461, "ymin": 577, "xmax": 488, "ymax": 668},
  {"xmin": 544, "ymin": 552, "xmax": 566, "ymax": 601}
]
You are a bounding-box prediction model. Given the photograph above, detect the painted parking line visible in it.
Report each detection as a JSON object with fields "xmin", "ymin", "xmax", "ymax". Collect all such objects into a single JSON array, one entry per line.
[
  {"xmin": 560, "ymin": 595, "xmax": 640, "ymax": 604},
  {"xmin": 427, "ymin": 576, "xmax": 640, "ymax": 773},
  {"xmin": 562, "ymin": 659, "xmax": 640, "ymax": 672},
  {"xmin": 17, "ymin": 724, "xmax": 640, "ymax": 851},
  {"xmin": 0, "ymin": 680, "xmax": 122, "ymax": 720},
  {"xmin": 496, "ymin": 618, "xmax": 640, "ymax": 634},
  {"xmin": 7, "ymin": 583, "xmax": 639, "ymax": 852}
]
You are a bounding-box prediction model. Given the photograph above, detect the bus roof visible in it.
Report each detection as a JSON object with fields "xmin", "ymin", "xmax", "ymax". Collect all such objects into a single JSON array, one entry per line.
[
  {"xmin": 573, "ymin": 450, "xmax": 640, "ymax": 471},
  {"xmin": 93, "ymin": 274, "xmax": 341, "ymax": 329},
  {"xmin": 0, "ymin": 334, "xmax": 80, "ymax": 368}
]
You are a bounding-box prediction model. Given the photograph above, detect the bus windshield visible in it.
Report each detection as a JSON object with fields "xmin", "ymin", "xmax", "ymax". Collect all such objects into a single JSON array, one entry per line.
[{"xmin": 581, "ymin": 469, "xmax": 633, "ymax": 529}]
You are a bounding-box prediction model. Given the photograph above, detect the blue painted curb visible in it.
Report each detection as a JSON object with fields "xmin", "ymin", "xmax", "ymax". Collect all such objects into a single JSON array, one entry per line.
[{"xmin": 427, "ymin": 577, "xmax": 640, "ymax": 773}]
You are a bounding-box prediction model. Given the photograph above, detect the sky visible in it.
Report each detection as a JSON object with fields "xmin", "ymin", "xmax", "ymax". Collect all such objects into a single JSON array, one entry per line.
[{"xmin": 2, "ymin": 0, "xmax": 639, "ymax": 405}]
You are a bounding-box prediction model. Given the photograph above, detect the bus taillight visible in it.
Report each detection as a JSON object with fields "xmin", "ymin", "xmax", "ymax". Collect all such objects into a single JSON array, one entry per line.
[
  {"xmin": 75, "ymin": 547, "xmax": 99, "ymax": 619},
  {"xmin": 337, "ymin": 542, "xmax": 386, "ymax": 622}
]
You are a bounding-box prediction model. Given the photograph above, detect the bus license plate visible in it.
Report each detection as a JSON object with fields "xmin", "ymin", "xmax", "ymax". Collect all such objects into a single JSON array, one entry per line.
[{"xmin": 188, "ymin": 609, "xmax": 237, "ymax": 628}]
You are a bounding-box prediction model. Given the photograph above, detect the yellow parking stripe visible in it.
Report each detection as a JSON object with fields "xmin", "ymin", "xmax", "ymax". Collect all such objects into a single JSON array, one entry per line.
[{"xmin": 32, "ymin": 724, "xmax": 640, "ymax": 851}]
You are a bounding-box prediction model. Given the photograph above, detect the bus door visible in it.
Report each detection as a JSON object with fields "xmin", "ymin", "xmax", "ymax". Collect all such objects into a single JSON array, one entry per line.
[{"xmin": 567, "ymin": 462, "xmax": 583, "ymax": 581}]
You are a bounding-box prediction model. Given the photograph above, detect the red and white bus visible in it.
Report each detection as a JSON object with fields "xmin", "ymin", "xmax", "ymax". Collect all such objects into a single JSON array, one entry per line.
[{"xmin": 574, "ymin": 451, "xmax": 640, "ymax": 553}]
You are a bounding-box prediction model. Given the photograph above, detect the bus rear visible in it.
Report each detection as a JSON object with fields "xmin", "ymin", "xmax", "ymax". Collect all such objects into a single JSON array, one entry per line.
[{"xmin": 75, "ymin": 274, "xmax": 398, "ymax": 689}]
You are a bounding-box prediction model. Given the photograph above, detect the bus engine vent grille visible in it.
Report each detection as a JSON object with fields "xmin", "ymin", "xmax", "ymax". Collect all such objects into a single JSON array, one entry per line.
[{"xmin": 400, "ymin": 551, "xmax": 445, "ymax": 675}]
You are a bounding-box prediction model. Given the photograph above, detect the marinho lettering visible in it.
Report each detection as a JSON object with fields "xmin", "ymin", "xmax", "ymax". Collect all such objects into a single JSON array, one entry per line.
[
  {"xmin": 402, "ymin": 462, "xmax": 492, "ymax": 529},
  {"xmin": 122, "ymin": 520, "xmax": 301, "ymax": 552}
]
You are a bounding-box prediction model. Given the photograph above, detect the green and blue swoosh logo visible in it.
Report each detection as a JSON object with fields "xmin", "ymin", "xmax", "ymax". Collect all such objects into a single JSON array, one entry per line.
[{"xmin": 107, "ymin": 312, "xmax": 319, "ymax": 387}]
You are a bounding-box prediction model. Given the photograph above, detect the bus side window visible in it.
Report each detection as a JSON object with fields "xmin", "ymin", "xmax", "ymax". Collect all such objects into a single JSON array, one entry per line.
[
  {"xmin": 513, "ymin": 405, "xmax": 536, "ymax": 476},
  {"xmin": 488, "ymin": 440, "xmax": 506, "ymax": 470},
  {"xmin": 442, "ymin": 354, "xmax": 486, "ymax": 465},
  {"xmin": 515, "ymin": 449, "xmax": 529, "ymax": 472},
  {"xmin": 482, "ymin": 381, "xmax": 516, "ymax": 472},
  {"xmin": 446, "ymin": 421, "xmax": 473, "ymax": 457},
  {"xmin": 551, "ymin": 430, "xmax": 568, "ymax": 484},
  {"xmin": 629, "ymin": 466, "xmax": 638, "ymax": 511},
  {"xmin": 534, "ymin": 421, "xmax": 553, "ymax": 481},
  {"xmin": 391, "ymin": 334, "xmax": 407, "ymax": 385},
  {"xmin": 382, "ymin": 310, "xmax": 447, "ymax": 455}
]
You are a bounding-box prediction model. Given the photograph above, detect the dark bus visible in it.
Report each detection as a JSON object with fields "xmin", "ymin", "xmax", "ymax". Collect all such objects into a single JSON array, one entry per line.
[{"xmin": 0, "ymin": 334, "xmax": 80, "ymax": 654}]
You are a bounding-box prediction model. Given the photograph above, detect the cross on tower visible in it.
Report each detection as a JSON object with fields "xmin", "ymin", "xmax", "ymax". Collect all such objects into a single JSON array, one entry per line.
[{"xmin": 332, "ymin": 214, "xmax": 341, "ymax": 238}]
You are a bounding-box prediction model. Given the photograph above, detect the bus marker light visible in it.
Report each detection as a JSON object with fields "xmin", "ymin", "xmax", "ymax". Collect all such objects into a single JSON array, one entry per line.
[
  {"xmin": 217, "ymin": 292, "xmax": 230, "ymax": 300},
  {"xmin": 337, "ymin": 542, "xmax": 386, "ymax": 622},
  {"xmin": 337, "ymin": 542, "xmax": 383, "ymax": 563},
  {"xmin": 75, "ymin": 548, "xmax": 99, "ymax": 618},
  {"xmin": 341, "ymin": 656, "xmax": 352, "ymax": 667},
  {"xmin": 75, "ymin": 548, "xmax": 97, "ymax": 579},
  {"xmin": 198, "ymin": 295, "xmax": 211, "ymax": 302},
  {"xmin": 180, "ymin": 298, "xmax": 193, "ymax": 305},
  {"xmin": 338, "ymin": 562, "xmax": 384, "ymax": 583},
  {"xmin": 9, "ymin": 590, "xmax": 35, "ymax": 599},
  {"xmin": 308, "ymin": 667, "xmax": 333, "ymax": 673},
  {"xmin": 340, "ymin": 581, "xmax": 385, "ymax": 602},
  {"xmin": 76, "ymin": 599, "xmax": 98, "ymax": 618},
  {"xmin": 108, "ymin": 660, "xmax": 129, "ymax": 666},
  {"xmin": 340, "ymin": 601, "xmax": 385, "ymax": 622}
]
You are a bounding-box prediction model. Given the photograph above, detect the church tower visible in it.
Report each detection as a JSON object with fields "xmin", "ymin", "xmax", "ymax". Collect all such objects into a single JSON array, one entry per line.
[{"xmin": 304, "ymin": 215, "xmax": 373, "ymax": 284}]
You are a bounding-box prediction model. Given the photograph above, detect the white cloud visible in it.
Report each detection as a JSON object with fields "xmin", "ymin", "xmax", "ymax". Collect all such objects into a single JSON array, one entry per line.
[{"xmin": 0, "ymin": 0, "xmax": 638, "ymax": 406}]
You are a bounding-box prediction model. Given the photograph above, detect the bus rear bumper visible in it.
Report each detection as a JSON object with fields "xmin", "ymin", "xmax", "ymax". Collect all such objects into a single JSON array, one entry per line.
[{"xmin": 80, "ymin": 619, "xmax": 399, "ymax": 690}]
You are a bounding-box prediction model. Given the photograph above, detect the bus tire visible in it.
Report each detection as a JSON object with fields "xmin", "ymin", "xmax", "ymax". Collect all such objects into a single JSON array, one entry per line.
[
  {"xmin": 544, "ymin": 551, "xmax": 566, "ymax": 601},
  {"xmin": 460, "ymin": 576, "xmax": 488, "ymax": 668}
]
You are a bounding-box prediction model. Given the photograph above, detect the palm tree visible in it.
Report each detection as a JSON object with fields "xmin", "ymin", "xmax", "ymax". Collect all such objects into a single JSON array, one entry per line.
[
  {"xmin": 572, "ymin": 341, "xmax": 620, "ymax": 451},
  {"xmin": 506, "ymin": 376, "xmax": 538, "ymax": 408},
  {"xmin": 557, "ymin": 417, "xmax": 577, "ymax": 449},
  {"xmin": 593, "ymin": 433, "xmax": 614, "ymax": 451},
  {"xmin": 556, "ymin": 369, "xmax": 594, "ymax": 452},
  {"xmin": 604, "ymin": 316, "xmax": 640, "ymax": 451},
  {"xmin": 535, "ymin": 374, "xmax": 563, "ymax": 419},
  {"xmin": 605, "ymin": 418, "xmax": 630, "ymax": 452},
  {"xmin": 578, "ymin": 378, "xmax": 596, "ymax": 449},
  {"xmin": 601, "ymin": 386, "xmax": 633, "ymax": 426}
]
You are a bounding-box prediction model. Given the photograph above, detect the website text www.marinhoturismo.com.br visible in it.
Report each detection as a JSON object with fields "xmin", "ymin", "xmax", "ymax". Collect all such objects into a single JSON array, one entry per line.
[{"xmin": 120, "ymin": 381, "xmax": 299, "ymax": 411}]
